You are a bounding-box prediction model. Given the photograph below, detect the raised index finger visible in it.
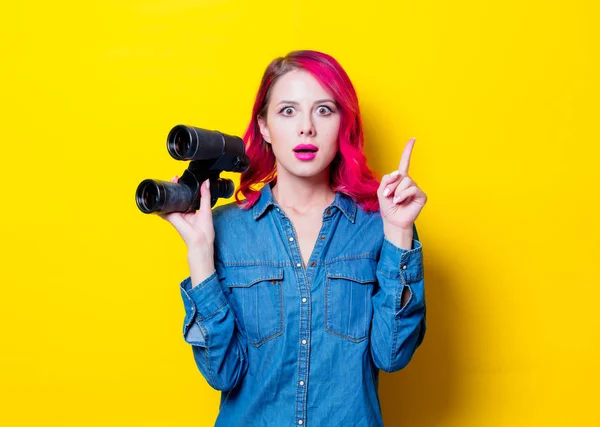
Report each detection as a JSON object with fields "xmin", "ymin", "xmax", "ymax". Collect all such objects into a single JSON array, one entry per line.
[{"xmin": 398, "ymin": 137, "xmax": 416, "ymax": 175}]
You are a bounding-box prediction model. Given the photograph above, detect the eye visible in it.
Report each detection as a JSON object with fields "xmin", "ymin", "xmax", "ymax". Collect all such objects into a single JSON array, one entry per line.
[
  {"xmin": 317, "ymin": 105, "xmax": 334, "ymax": 115},
  {"xmin": 279, "ymin": 106, "xmax": 295, "ymax": 116}
]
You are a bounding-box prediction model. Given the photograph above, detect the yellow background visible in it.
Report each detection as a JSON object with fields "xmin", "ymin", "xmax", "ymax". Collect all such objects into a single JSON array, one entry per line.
[{"xmin": 1, "ymin": 0, "xmax": 598, "ymax": 425}]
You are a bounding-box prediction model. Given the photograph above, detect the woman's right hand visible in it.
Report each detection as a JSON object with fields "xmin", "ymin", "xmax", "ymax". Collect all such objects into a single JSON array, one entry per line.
[{"xmin": 157, "ymin": 176, "xmax": 215, "ymax": 253}]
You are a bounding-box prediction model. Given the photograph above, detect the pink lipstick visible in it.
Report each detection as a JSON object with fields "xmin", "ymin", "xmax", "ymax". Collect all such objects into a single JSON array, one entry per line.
[{"xmin": 293, "ymin": 144, "xmax": 318, "ymax": 161}]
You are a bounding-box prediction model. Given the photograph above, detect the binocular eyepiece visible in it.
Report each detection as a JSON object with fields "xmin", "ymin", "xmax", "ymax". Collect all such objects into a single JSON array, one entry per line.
[{"xmin": 135, "ymin": 125, "xmax": 250, "ymax": 214}]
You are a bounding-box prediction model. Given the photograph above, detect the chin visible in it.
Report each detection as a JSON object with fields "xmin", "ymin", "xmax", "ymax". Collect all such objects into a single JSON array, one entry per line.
[
  {"xmin": 293, "ymin": 165, "xmax": 331, "ymax": 180},
  {"xmin": 277, "ymin": 155, "xmax": 333, "ymax": 178}
]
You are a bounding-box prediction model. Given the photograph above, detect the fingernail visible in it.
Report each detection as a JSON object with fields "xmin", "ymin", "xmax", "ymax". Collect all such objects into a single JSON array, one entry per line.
[
  {"xmin": 391, "ymin": 170, "xmax": 400, "ymax": 177},
  {"xmin": 205, "ymin": 179, "xmax": 210, "ymax": 189},
  {"xmin": 383, "ymin": 188, "xmax": 391, "ymax": 197}
]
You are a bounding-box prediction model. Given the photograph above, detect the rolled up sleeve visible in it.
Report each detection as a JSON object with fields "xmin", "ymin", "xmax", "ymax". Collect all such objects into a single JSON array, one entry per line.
[
  {"xmin": 179, "ymin": 270, "xmax": 249, "ymax": 391},
  {"xmin": 371, "ymin": 223, "xmax": 426, "ymax": 372}
]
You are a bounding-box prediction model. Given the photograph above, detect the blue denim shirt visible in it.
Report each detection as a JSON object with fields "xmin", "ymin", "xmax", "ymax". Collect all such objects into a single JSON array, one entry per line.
[{"xmin": 179, "ymin": 182, "xmax": 426, "ymax": 427}]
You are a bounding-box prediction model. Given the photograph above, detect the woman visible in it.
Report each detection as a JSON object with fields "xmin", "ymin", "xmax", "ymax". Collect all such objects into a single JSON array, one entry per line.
[{"xmin": 159, "ymin": 50, "xmax": 427, "ymax": 427}]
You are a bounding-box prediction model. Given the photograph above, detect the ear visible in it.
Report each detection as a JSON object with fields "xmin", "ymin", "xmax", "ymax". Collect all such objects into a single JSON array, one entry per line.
[{"xmin": 257, "ymin": 115, "xmax": 271, "ymax": 144}]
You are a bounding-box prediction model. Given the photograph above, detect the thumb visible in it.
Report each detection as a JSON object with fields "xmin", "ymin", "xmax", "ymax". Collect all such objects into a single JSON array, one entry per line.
[{"xmin": 197, "ymin": 179, "xmax": 214, "ymax": 222}]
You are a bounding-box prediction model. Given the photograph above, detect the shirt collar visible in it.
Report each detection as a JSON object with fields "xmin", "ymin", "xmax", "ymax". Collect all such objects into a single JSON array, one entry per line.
[{"xmin": 252, "ymin": 182, "xmax": 357, "ymax": 223}]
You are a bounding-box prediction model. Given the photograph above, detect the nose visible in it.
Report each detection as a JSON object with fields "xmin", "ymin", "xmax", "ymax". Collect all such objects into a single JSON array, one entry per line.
[{"xmin": 298, "ymin": 114, "xmax": 315, "ymax": 137}]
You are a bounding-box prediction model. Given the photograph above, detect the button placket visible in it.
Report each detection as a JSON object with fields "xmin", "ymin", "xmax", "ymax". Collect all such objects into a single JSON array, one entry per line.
[
  {"xmin": 276, "ymin": 210, "xmax": 310, "ymax": 424},
  {"xmin": 272, "ymin": 203, "xmax": 337, "ymax": 425}
]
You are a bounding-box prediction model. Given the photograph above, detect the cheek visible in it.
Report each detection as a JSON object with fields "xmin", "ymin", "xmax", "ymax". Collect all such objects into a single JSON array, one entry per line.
[
  {"xmin": 268, "ymin": 119, "xmax": 294, "ymax": 143},
  {"xmin": 321, "ymin": 119, "xmax": 341, "ymax": 143}
]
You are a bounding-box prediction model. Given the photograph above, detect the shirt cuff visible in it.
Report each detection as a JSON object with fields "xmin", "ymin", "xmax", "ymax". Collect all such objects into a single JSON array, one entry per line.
[
  {"xmin": 377, "ymin": 237, "xmax": 423, "ymax": 283},
  {"xmin": 180, "ymin": 270, "xmax": 228, "ymax": 321}
]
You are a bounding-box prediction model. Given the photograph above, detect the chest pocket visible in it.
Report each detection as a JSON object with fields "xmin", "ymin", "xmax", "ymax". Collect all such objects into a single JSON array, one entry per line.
[
  {"xmin": 325, "ymin": 257, "xmax": 377, "ymax": 343},
  {"xmin": 221, "ymin": 265, "xmax": 284, "ymax": 348}
]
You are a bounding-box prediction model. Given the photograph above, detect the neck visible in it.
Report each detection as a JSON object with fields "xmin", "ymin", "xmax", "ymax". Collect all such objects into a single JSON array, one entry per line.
[{"xmin": 271, "ymin": 169, "xmax": 335, "ymax": 215}]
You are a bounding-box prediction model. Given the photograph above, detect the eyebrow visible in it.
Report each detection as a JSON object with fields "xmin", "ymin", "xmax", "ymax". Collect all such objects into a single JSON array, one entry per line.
[{"xmin": 276, "ymin": 99, "xmax": 336, "ymax": 106}]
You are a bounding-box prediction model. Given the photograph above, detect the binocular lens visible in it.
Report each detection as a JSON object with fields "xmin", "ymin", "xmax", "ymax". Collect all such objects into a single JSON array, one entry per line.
[
  {"xmin": 172, "ymin": 128, "xmax": 190, "ymax": 159},
  {"xmin": 136, "ymin": 178, "xmax": 196, "ymax": 214},
  {"xmin": 136, "ymin": 180, "xmax": 162, "ymax": 213}
]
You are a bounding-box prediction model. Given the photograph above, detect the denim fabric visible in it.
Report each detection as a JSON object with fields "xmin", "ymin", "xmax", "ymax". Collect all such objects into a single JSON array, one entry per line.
[{"xmin": 179, "ymin": 182, "xmax": 426, "ymax": 427}]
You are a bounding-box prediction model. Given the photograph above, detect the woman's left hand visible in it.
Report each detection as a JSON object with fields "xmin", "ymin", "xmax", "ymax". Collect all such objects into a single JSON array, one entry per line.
[{"xmin": 377, "ymin": 137, "xmax": 428, "ymax": 231}]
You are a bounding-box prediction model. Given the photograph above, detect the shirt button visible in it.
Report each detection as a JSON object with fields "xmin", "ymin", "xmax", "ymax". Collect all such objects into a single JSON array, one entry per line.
[
  {"xmin": 276, "ymin": 208, "xmax": 280, "ymax": 212},
  {"xmin": 289, "ymin": 237, "xmax": 294, "ymax": 242},
  {"xmin": 302, "ymin": 298, "xmax": 307, "ymax": 303},
  {"xmin": 299, "ymin": 381, "xmax": 305, "ymax": 386},
  {"xmin": 320, "ymin": 235, "xmax": 325, "ymax": 240},
  {"xmin": 402, "ymin": 265, "xmax": 407, "ymax": 270},
  {"xmin": 302, "ymin": 339, "xmax": 307, "ymax": 345},
  {"xmin": 296, "ymin": 263, "xmax": 302, "ymax": 268},
  {"xmin": 326, "ymin": 209, "xmax": 331, "ymax": 215},
  {"xmin": 310, "ymin": 261, "xmax": 316, "ymax": 267},
  {"xmin": 298, "ymin": 421, "xmax": 303, "ymax": 425}
]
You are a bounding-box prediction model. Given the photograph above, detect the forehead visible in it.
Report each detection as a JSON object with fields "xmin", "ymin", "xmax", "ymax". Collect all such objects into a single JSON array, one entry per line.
[{"xmin": 270, "ymin": 69, "xmax": 333, "ymax": 102}]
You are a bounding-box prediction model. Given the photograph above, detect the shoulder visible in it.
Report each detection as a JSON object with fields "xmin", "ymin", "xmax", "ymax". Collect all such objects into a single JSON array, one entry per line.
[
  {"xmin": 210, "ymin": 199, "xmax": 267, "ymax": 263},
  {"xmin": 211, "ymin": 199, "xmax": 257, "ymax": 238},
  {"xmin": 354, "ymin": 204, "xmax": 385, "ymax": 233},
  {"xmin": 211, "ymin": 199, "xmax": 249, "ymax": 222}
]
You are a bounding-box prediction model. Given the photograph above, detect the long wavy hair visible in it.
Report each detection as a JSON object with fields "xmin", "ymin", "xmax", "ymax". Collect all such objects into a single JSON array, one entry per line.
[{"xmin": 234, "ymin": 50, "xmax": 381, "ymax": 212}]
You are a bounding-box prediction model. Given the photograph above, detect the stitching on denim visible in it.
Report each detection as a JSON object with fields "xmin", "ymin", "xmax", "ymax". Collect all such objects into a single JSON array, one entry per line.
[
  {"xmin": 326, "ymin": 254, "xmax": 377, "ymax": 264},
  {"xmin": 390, "ymin": 312, "xmax": 398, "ymax": 372},
  {"xmin": 222, "ymin": 261, "xmax": 293, "ymax": 267},
  {"xmin": 186, "ymin": 271, "xmax": 218, "ymax": 296},
  {"xmin": 383, "ymin": 237, "xmax": 423, "ymax": 254},
  {"xmin": 303, "ymin": 286, "xmax": 312, "ymax": 411},
  {"xmin": 364, "ymin": 286, "xmax": 369, "ymax": 337},
  {"xmin": 204, "ymin": 346, "xmax": 213, "ymax": 386},
  {"xmin": 252, "ymin": 281, "xmax": 259, "ymax": 343},
  {"xmin": 249, "ymin": 330, "xmax": 284, "ymax": 348},
  {"xmin": 324, "ymin": 327, "xmax": 368, "ymax": 343},
  {"xmin": 194, "ymin": 320, "xmax": 213, "ymax": 385},
  {"xmin": 326, "ymin": 273, "xmax": 377, "ymax": 283},
  {"xmin": 326, "ymin": 258, "xmax": 377, "ymax": 281},
  {"xmin": 197, "ymin": 300, "xmax": 228, "ymax": 321},
  {"xmin": 324, "ymin": 262, "xmax": 371, "ymax": 343},
  {"xmin": 377, "ymin": 267, "xmax": 423, "ymax": 283},
  {"xmin": 389, "ymin": 278, "xmax": 401, "ymax": 371},
  {"xmin": 236, "ymin": 279, "xmax": 284, "ymax": 348},
  {"xmin": 224, "ymin": 270, "xmax": 284, "ymax": 287}
]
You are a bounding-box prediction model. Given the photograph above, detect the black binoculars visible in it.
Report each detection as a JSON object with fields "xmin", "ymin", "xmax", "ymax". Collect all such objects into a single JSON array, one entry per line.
[{"xmin": 135, "ymin": 125, "xmax": 250, "ymax": 214}]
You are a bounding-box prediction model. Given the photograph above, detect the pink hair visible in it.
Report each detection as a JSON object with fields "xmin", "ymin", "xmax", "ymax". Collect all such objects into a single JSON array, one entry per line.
[{"xmin": 234, "ymin": 50, "xmax": 382, "ymax": 212}]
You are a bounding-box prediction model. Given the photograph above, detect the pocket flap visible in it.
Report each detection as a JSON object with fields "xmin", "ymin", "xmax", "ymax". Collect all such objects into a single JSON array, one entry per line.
[
  {"xmin": 221, "ymin": 265, "xmax": 284, "ymax": 288},
  {"xmin": 326, "ymin": 257, "xmax": 377, "ymax": 284}
]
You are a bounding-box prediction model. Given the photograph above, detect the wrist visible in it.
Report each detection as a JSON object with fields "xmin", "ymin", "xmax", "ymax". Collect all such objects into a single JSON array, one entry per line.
[
  {"xmin": 383, "ymin": 224, "xmax": 414, "ymax": 250},
  {"xmin": 187, "ymin": 250, "xmax": 216, "ymax": 289},
  {"xmin": 187, "ymin": 247, "xmax": 214, "ymax": 268},
  {"xmin": 187, "ymin": 244, "xmax": 213, "ymax": 258}
]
